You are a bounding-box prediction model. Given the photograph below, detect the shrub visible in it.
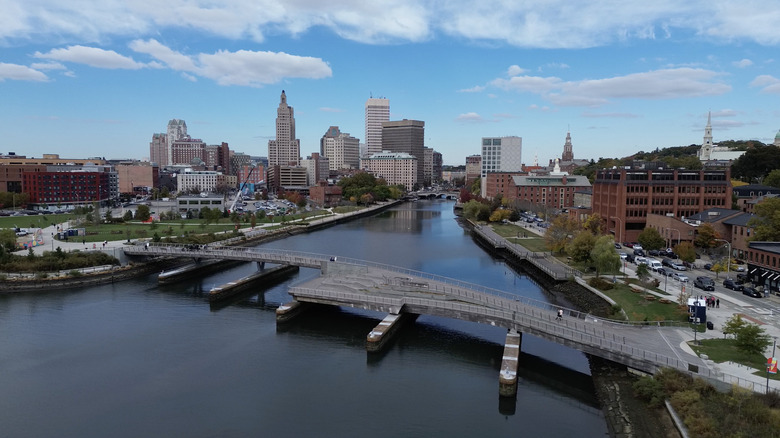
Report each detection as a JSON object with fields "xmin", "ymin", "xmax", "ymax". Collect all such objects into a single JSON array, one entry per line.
[
  {"xmin": 587, "ymin": 277, "xmax": 614, "ymax": 290},
  {"xmin": 633, "ymin": 376, "xmax": 665, "ymax": 408}
]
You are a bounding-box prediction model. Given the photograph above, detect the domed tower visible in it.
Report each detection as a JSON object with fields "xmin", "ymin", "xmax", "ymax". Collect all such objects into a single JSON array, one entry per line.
[{"xmin": 774, "ymin": 129, "xmax": 780, "ymax": 147}]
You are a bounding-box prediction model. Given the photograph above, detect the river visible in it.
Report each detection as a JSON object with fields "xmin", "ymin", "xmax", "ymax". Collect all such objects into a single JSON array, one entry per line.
[{"xmin": 0, "ymin": 199, "xmax": 608, "ymax": 437}]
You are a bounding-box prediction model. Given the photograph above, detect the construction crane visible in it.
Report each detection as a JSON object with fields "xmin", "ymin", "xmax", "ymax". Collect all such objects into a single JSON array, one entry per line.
[{"xmin": 228, "ymin": 164, "xmax": 256, "ymax": 213}]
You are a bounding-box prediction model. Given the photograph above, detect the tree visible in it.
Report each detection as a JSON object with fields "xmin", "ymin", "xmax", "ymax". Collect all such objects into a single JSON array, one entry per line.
[
  {"xmin": 748, "ymin": 197, "xmax": 780, "ymax": 241},
  {"xmin": 250, "ymin": 213, "xmax": 257, "ymax": 229},
  {"xmin": 722, "ymin": 314, "xmax": 747, "ymax": 339},
  {"xmin": 590, "ymin": 236, "xmax": 621, "ymax": 278},
  {"xmin": 635, "ymin": 263, "xmax": 652, "ymax": 291},
  {"xmin": 735, "ymin": 323, "xmax": 772, "ymax": 356},
  {"xmin": 489, "ymin": 209, "xmax": 511, "ymax": 222},
  {"xmin": 545, "ymin": 215, "xmax": 579, "ymax": 254},
  {"xmin": 123, "ymin": 210, "xmax": 133, "ymax": 221},
  {"xmin": 638, "ymin": 227, "xmax": 665, "ymax": 250},
  {"xmin": 582, "ymin": 214, "xmax": 604, "ymax": 235},
  {"xmin": 463, "ymin": 200, "xmax": 490, "ymax": 221},
  {"xmin": 566, "ymin": 231, "xmax": 596, "ymax": 263},
  {"xmin": 762, "ymin": 168, "xmax": 780, "ymax": 189},
  {"xmin": 694, "ymin": 223, "xmax": 718, "ymax": 249},
  {"xmin": 674, "ymin": 241, "xmax": 696, "ymax": 264},
  {"xmin": 359, "ymin": 193, "xmax": 374, "ymax": 206},
  {"xmin": 0, "ymin": 229, "xmax": 17, "ymax": 254},
  {"xmin": 730, "ymin": 144, "xmax": 780, "ymax": 183},
  {"xmin": 135, "ymin": 204, "xmax": 151, "ymax": 222}
]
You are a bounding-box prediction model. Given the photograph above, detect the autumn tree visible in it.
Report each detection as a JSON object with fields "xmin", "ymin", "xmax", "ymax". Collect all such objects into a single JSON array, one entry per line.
[
  {"xmin": 566, "ymin": 231, "xmax": 596, "ymax": 263},
  {"xmin": 582, "ymin": 213, "xmax": 604, "ymax": 235},
  {"xmin": 694, "ymin": 223, "xmax": 719, "ymax": 249},
  {"xmin": 545, "ymin": 215, "xmax": 580, "ymax": 254},
  {"xmin": 674, "ymin": 241, "xmax": 696, "ymax": 264}
]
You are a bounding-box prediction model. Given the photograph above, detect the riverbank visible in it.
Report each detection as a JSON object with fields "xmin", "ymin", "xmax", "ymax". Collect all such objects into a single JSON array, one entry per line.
[
  {"xmin": 0, "ymin": 200, "xmax": 402, "ymax": 292},
  {"xmin": 464, "ymin": 219, "xmax": 682, "ymax": 438}
]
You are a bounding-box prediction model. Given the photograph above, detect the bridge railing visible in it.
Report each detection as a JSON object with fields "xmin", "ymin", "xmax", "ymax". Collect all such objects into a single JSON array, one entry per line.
[{"xmin": 128, "ymin": 243, "xmax": 687, "ymax": 327}]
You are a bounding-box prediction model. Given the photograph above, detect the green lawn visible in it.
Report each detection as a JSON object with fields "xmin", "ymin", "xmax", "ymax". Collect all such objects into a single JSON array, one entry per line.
[
  {"xmin": 490, "ymin": 223, "xmax": 549, "ymax": 252},
  {"xmin": 598, "ymin": 281, "xmax": 689, "ymax": 323},
  {"xmin": 690, "ymin": 338, "xmax": 780, "ymax": 380}
]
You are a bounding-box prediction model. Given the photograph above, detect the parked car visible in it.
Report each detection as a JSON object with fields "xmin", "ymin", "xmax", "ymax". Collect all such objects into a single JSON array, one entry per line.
[
  {"xmin": 670, "ymin": 262, "xmax": 687, "ymax": 271},
  {"xmin": 656, "ymin": 267, "xmax": 671, "ymax": 277},
  {"xmin": 694, "ymin": 276, "xmax": 715, "ymax": 291},
  {"xmin": 742, "ymin": 287, "xmax": 761, "ymax": 298},
  {"xmin": 619, "ymin": 252, "xmax": 628, "ymax": 260},
  {"xmin": 625, "ymin": 253, "xmax": 636, "ymax": 263},
  {"xmin": 723, "ymin": 278, "xmax": 743, "ymax": 291},
  {"xmin": 614, "ymin": 243, "xmax": 622, "ymax": 249},
  {"xmin": 648, "ymin": 249, "xmax": 660, "ymax": 257},
  {"xmin": 633, "ymin": 244, "xmax": 643, "ymax": 251},
  {"xmin": 662, "ymin": 258, "xmax": 675, "ymax": 268},
  {"xmin": 635, "ymin": 256, "xmax": 649, "ymax": 266},
  {"xmin": 633, "ymin": 249, "xmax": 645, "ymax": 257},
  {"xmin": 703, "ymin": 263, "xmax": 712, "ymax": 270},
  {"xmin": 672, "ymin": 273, "xmax": 689, "ymax": 282}
]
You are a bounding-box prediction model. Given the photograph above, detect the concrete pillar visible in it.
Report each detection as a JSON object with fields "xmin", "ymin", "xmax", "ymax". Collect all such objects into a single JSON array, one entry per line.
[
  {"xmin": 366, "ymin": 313, "xmax": 418, "ymax": 352},
  {"xmin": 499, "ymin": 330, "xmax": 522, "ymax": 397},
  {"xmin": 276, "ymin": 300, "xmax": 310, "ymax": 323}
]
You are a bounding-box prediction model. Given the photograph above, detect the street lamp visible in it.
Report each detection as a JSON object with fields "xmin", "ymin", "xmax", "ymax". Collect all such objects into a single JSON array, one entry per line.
[
  {"xmin": 714, "ymin": 238, "xmax": 731, "ymax": 276},
  {"xmin": 610, "ymin": 216, "xmax": 623, "ymax": 244}
]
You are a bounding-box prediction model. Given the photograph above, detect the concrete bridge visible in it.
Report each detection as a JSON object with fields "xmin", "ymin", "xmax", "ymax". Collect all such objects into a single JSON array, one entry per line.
[{"xmin": 124, "ymin": 243, "xmax": 714, "ymax": 386}]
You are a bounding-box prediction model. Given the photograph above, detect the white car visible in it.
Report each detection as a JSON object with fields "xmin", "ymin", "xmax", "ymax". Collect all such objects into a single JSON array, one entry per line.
[{"xmin": 672, "ymin": 273, "xmax": 689, "ymax": 282}]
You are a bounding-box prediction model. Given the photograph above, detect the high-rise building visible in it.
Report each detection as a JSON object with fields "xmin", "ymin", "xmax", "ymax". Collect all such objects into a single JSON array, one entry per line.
[
  {"xmin": 365, "ymin": 97, "xmax": 390, "ymax": 159},
  {"xmin": 166, "ymin": 119, "xmax": 187, "ymax": 165},
  {"xmin": 480, "ymin": 136, "xmax": 522, "ymax": 197},
  {"xmin": 268, "ymin": 90, "xmax": 300, "ymax": 167},
  {"xmin": 465, "ymin": 155, "xmax": 481, "ymax": 187},
  {"xmin": 170, "ymin": 137, "xmax": 206, "ymax": 166},
  {"xmin": 320, "ymin": 126, "xmax": 360, "ymax": 173},
  {"xmin": 381, "ymin": 119, "xmax": 425, "ymax": 187},
  {"xmin": 150, "ymin": 133, "xmax": 168, "ymax": 166}
]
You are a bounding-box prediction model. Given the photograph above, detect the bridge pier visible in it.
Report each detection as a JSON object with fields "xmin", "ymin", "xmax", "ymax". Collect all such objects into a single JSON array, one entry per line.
[
  {"xmin": 499, "ymin": 330, "xmax": 522, "ymax": 397},
  {"xmin": 366, "ymin": 312, "xmax": 418, "ymax": 353},
  {"xmin": 256, "ymin": 261, "xmax": 265, "ymax": 270},
  {"xmin": 275, "ymin": 300, "xmax": 311, "ymax": 323}
]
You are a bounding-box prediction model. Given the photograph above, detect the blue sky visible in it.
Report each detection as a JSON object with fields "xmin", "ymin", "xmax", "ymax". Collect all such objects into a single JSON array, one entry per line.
[{"xmin": 1, "ymin": 1, "xmax": 780, "ymax": 166}]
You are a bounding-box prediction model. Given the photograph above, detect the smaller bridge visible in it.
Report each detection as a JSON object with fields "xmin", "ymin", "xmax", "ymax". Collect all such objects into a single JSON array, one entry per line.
[{"xmin": 125, "ymin": 243, "xmax": 715, "ymax": 382}]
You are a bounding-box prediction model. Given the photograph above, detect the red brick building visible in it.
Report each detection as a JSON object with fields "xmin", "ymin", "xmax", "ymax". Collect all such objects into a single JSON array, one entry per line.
[
  {"xmin": 593, "ymin": 168, "xmax": 732, "ymax": 244},
  {"xmin": 309, "ymin": 181, "xmax": 342, "ymax": 207},
  {"xmin": 23, "ymin": 171, "xmax": 111, "ymax": 206}
]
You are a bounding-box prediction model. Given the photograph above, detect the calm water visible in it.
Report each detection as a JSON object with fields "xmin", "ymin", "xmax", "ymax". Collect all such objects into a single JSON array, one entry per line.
[{"xmin": 0, "ymin": 200, "xmax": 608, "ymax": 437}]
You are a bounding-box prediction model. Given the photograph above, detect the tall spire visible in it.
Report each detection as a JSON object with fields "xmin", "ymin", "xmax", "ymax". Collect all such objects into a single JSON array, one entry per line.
[
  {"xmin": 699, "ymin": 111, "xmax": 713, "ymax": 161},
  {"xmin": 561, "ymin": 130, "xmax": 574, "ymax": 161}
]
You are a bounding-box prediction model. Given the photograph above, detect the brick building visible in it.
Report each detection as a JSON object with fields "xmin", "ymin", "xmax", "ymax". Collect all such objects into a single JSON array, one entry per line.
[{"xmin": 593, "ymin": 168, "xmax": 732, "ymax": 244}]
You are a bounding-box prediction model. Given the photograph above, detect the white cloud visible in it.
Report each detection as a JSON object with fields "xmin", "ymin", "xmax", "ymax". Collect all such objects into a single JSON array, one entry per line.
[
  {"xmin": 456, "ymin": 112, "xmax": 486, "ymax": 123},
  {"xmin": 506, "ymin": 65, "xmax": 526, "ymax": 76},
  {"xmin": 581, "ymin": 112, "xmax": 640, "ymax": 118},
  {"xmin": 34, "ymin": 45, "xmax": 146, "ymax": 69},
  {"xmin": 130, "ymin": 39, "xmax": 331, "ymax": 86},
  {"xmin": 457, "ymin": 85, "xmax": 485, "ymax": 93},
  {"xmin": 30, "ymin": 62, "xmax": 66, "ymax": 70},
  {"xmin": 2, "ymin": 1, "xmax": 778, "ymax": 48},
  {"xmin": 749, "ymin": 74, "xmax": 780, "ymax": 94},
  {"xmin": 493, "ymin": 68, "xmax": 730, "ymax": 107},
  {"xmin": 0, "ymin": 62, "xmax": 48, "ymax": 81},
  {"xmin": 733, "ymin": 59, "xmax": 753, "ymax": 68}
]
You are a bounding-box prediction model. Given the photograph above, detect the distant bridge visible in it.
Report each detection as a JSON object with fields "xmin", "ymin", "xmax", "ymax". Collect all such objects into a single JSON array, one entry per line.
[{"xmin": 125, "ymin": 243, "xmax": 718, "ymax": 380}]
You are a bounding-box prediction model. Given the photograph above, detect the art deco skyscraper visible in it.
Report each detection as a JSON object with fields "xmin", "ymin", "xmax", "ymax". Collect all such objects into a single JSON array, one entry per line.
[
  {"xmin": 268, "ymin": 90, "xmax": 301, "ymax": 167},
  {"xmin": 365, "ymin": 97, "xmax": 390, "ymax": 158}
]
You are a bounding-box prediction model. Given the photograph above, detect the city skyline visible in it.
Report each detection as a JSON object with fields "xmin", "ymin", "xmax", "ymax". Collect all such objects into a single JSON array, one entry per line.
[{"xmin": 2, "ymin": 1, "xmax": 780, "ymax": 166}]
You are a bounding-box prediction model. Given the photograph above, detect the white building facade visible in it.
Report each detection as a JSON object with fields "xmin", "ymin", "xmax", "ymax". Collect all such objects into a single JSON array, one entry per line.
[
  {"xmin": 268, "ymin": 90, "xmax": 301, "ymax": 167},
  {"xmin": 364, "ymin": 97, "xmax": 390, "ymax": 161},
  {"xmin": 364, "ymin": 151, "xmax": 417, "ymax": 189},
  {"xmin": 480, "ymin": 136, "xmax": 522, "ymax": 197},
  {"xmin": 321, "ymin": 126, "xmax": 360, "ymax": 172}
]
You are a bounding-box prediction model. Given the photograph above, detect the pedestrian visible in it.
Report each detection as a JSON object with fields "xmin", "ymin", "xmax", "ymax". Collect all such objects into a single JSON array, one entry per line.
[
  {"xmin": 556, "ymin": 309, "xmax": 563, "ymax": 321},
  {"xmin": 716, "ymin": 298, "xmax": 719, "ymax": 308}
]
